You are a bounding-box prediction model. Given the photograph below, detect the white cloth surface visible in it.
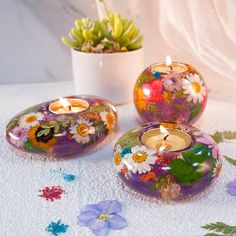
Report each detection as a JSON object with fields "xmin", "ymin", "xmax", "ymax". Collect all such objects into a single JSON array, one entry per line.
[{"xmin": 0, "ymin": 82, "xmax": 236, "ymax": 236}]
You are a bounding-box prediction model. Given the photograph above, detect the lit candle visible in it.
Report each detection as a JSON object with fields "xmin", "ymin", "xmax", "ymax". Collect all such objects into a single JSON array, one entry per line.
[
  {"xmin": 141, "ymin": 125, "xmax": 191, "ymax": 152},
  {"xmin": 49, "ymin": 97, "xmax": 89, "ymax": 114},
  {"xmin": 152, "ymin": 55, "xmax": 188, "ymax": 74}
]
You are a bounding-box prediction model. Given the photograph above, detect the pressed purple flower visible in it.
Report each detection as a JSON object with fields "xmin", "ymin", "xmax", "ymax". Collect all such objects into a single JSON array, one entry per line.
[
  {"xmin": 9, "ymin": 126, "xmax": 28, "ymax": 148},
  {"xmin": 227, "ymin": 179, "xmax": 236, "ymax": 196},
  {"xmin": 163, "ymin": 73, "xmax": 182, "ymax": 92},
  {"xmin": 78, "ymin": 200, "xmax": 128, "ymax": 236},
  {"xmin": 195, "ymin": 132, "xmax": 220, "ymax": 159}
]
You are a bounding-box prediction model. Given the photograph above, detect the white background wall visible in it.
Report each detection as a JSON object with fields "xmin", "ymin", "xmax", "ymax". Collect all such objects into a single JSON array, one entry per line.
[{"xmin": 1, "ymin": 0, "xmax": 236, "ymax": 102}]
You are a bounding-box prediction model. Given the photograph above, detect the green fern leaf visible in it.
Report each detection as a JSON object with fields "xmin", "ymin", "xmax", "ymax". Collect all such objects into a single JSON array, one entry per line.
[
  {"xmin": 223, "ymin": 131, "xmax": 236, "ymax": 140},
  {"xmin": 211, "ymin": 132, "xmax": 224, "ymax": 144},
  {"xmin": 224, "ymin": 155, "xmax": 236, "ymax": 166},
  {"xmin": 202, "ymin": 222, "xmax": 236, "ymax": 235}
]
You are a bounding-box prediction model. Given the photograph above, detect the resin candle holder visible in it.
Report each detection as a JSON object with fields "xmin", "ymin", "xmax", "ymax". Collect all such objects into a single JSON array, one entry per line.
[
  {"xmin": 133, "ymin": 57, "xmax": 208, "ymax": 124},
  {"xmin": 6, "ymin": 95, "xmax": 117, "ymax": 157},
  {"xmin": 114, "ymin": 122, "xmax": 222, "ymax": 201}
]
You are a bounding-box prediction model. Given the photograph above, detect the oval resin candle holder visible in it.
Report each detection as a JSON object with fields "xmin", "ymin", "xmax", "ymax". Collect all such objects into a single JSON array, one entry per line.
[
  {"xmin": 133, "ymin": 62, "xmax": 208, "ymax": 124},
  {"xmin": 114, "ymin": 123, "xmax": 222, "ymax": 201},
  {"xmin": 6, "ymin": 95, "xmax": 117, "ymax": 157}
]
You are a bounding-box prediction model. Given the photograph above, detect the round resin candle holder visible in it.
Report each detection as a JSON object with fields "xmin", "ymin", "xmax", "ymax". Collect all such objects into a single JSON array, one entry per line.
[
  {"xmin": 113, "ymin": 123, "xmax": 222, "ymax": 201},
  {"xmin": 133, "ymin": 59, "xmax": 208, "ymax": 124},
  {"xmin": 6, "ymin": 95, "xmax": 117, "ymax": 157}
]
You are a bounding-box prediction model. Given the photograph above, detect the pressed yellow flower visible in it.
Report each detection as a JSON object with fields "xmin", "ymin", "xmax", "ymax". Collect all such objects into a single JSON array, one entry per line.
[{"xmin": 28, "ymin": 124, "xmax": 57, "ymax": 149}]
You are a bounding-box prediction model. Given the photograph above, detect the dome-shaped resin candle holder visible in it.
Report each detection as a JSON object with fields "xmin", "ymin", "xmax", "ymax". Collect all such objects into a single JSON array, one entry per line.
[
  {"xmin": 6, "ymin": 95, "xmax": 117, "ymax": 157},
  {"xmin": 133, "ymin": 60, "xmax": 208, "ymax": 124},
  {"xmin": 114, "ymin": 123, "xmax": 221, "ymax": 201}
]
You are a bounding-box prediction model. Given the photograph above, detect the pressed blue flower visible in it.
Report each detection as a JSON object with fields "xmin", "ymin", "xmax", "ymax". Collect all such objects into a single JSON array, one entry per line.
[
  {"xmin": 121, "ymin": 148, "xmax": 131, "ymax": 157},
  {"xmin": 62, "ymin": 173, "xmax": 76, "ymax": 182},
  {"xmin": 227, "ymin": 179, "xmax": 236, "ymax": 196},
  {"xmin": 78, "ymin": 200, "xmax": 128, "ymax": 236},
  {"xmin": 152, "ymin": 71, "xmax": 161, "ymax": 79},
  {"xmin": 45, "ymin": 219, "xmax": 69, "ymax": 236}
]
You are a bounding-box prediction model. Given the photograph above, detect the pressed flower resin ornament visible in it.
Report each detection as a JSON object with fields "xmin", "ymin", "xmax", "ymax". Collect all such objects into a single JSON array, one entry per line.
[
  {"xmin": 114, "ymin": 122, "xmax": 222, "ymax": 200},
  {"xmin": 133, "ymin": 55, "xmax": 208, "ymax": 124},
  {"xmin": 6, "ymin": 96, "xmax": 117, "ymax": 157}
]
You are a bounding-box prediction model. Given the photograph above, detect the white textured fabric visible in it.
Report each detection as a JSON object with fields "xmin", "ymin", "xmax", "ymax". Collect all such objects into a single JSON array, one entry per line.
[
  {"xmin": 159, "ymin": 0, "xmax": 236, "ymax": 82},
  {"xmin": 0, "ymin": 82, "xmax": 236, "ymax": 236}
]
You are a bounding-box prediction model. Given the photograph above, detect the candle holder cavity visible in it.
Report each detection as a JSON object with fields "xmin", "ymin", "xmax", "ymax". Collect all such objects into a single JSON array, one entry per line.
[
  {"xmin": 6, "ymin": 95, "xmax": 117, "ymax": 157},
  {"xmin": 113, "ymin": 123, "xmax": 221, "ymax": 201},
  {"xmin": 133, "ymin": 62, "xmax": 208, "ymax": 124}
]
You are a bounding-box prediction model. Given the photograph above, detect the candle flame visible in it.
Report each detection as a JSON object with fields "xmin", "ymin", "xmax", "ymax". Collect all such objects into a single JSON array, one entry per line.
[
  {"xmin": 160, "ymin": 125, "xmax": 169, "ymax": 136},
  {"xmin": 158, "ymin": 125, "xmax": 170, "ymax": 152},
  {"xmin": 166, "ymin": 55, "xmax": 172, "ymax": 66},
  {"xmin": 59, "ymin": 97, "xmax": 71, "ymax": 109}
]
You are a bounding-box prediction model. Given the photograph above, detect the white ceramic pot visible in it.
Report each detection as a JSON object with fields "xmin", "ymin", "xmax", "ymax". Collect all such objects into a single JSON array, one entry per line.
[{"xmin": 71, "ymin": 48, "xmax": 144, "ymax": 104}]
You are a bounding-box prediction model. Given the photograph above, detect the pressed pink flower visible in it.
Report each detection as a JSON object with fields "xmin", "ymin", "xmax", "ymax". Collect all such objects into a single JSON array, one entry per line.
[
  {"xmin": 163, "ymin": 74, "xmax": 182, "ymax": 92},
  {"xmin": 195, "ymin": 132, "xmax": 220, "ymax": 159},
  {"xmin": 9, "ymin": 126, "xmax": 28, "ymax": 148}
]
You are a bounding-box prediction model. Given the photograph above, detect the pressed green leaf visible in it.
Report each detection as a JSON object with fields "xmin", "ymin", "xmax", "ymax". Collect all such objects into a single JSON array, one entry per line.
[
  {"xmin": 41, "ymin": 125, "xmax": 50, "ymax": 129},
  {"xmin": 61, "ymin": 122, "xmax": 68, "ymax": 128},
  {"xmin": 6, "ymin": 118, "xmax": 18, "ymax": 130},
  {"xmin": 150, "ymin": 176, "xmax": 168, "ymax": 191},
  {"xmin": 49, "ymin": 120, "xmax": 57, "ymax": 125},
  {"xmin": 23, "ymin": 139, "xmax": 45, "ymax": 153},
  {"xmin": 89, "ymin": 104, "xmax": 109, "ymax": 113},
  {"xmin": 147, "ymin": 103, "xmax": 159, "ymax": 113},
  {"xmin": 56, "ymin": 117, "xmax": 66, "ymax": 122},
  {"xmin": 224, "ymin": 155, "xmax": 236, "ymax": 166},
  {"xmin": 36, "ymin": 130, "xmax": 45, "ymax": 137},
  {"xmin": 175, "ymin": 89, "xmax": 185, "ymax": 98},
  {"xmin": 188, "ymin": 102, "xmax": 202, "ymax": 122},
  {"xmin": 54, "ymin": 125, "xmax": 60, "ymax": 134},
  {"xmin": 170, "ymin": 159, "xmax": 203, "ymax": 185},
  {"xmin": 44, "ymin": 128, "xmax": 50, "ymax": 136},
  {"xmin": 137, "ymin": 73, "xmax": 151, "ymax": 86},
  {"xmin": 172, "ymin": 104, "xmax": 183, "ymax": 110},
  {"xmin": 118, "ymin": 130, "xmax": 140, "ymax": 149}
]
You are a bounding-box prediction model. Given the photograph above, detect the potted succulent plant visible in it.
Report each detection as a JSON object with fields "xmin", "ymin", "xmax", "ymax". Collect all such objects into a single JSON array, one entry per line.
[{"xmin": 62, "ymin": 0, "xmax": 144, "ymax": 103}]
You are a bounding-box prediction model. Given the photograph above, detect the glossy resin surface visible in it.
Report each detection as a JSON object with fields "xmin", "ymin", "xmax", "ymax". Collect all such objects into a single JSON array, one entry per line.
[
  {"xmin": 133, "ymin": 63, "xmax": 208, "ymax": 124},
  {"xmin": 114, "ymin": 123, "xmax": 221, "ymax": 201},
  {"xmin": 6, "ymin": 95, "xmax": 117, "ymax": 157}
]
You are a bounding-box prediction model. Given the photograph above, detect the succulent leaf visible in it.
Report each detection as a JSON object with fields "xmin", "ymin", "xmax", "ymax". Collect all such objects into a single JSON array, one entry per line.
[{"xmin": 61, "ymin": 1, "xmax": 143, "ymax": 52}]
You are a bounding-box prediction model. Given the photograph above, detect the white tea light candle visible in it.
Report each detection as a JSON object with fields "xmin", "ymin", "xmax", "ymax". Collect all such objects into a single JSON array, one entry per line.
[{"xmin": 141, "ymin": 125, "xmax": 191, "ymax": 152}]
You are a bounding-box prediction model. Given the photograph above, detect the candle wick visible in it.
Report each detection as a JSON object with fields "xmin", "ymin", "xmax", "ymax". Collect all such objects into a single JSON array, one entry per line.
[
  {"xmin": 169, "ymin": 65, "xmax": 173, "ymax": 73},
  {"xmin": 68, "ymin": 105, "xmax": 72, "ymax": 111},
  {"xmin": 163, "ymin": 134, "xmax": 169, "ymax": 141}
]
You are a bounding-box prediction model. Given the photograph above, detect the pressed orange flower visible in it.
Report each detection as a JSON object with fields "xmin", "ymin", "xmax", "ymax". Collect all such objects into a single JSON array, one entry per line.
[
  {"xmin": 140, "ymin": 172, "xmax": 156, "ymax": 182},
  {"xmin": 160, "ymin": 122, "xmax": 178, "ymax": 129},
  {"xmin": 121, "ymin": 166, "xmax": 128, "ymax": 175},
  {"xmin": 163, "ymin": 91, "xmax": 172, "ymax": 103},
  {"xmin": 28, "ymin": 125, "xmax": 57, "ymax": 150},
  {"xmin": 134, "ymin": 87, "xmax": 147, "ymax": 111},
  {"xmin": 100, "ymin": 111, "xmax": 115, "ymax": 131},
  {"xmin": 114, "ymin": 153, "xmax": 122, "ymax": 166},
  {"xmin": 81, "ymin": 112, "xmax": 100, "ymax": 121}
]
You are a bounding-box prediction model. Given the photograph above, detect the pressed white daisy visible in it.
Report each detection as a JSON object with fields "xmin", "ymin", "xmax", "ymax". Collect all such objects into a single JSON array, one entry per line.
[
  {"xmin": 182, "ymin": 73, "xmax": 206, "ymax": 104},
  {"xmin": 114, "ymin": 145, "xmax": 125, "ymax": 172},
  {"xmin": 18, "ymin": 112, "xmax": 44, "ymax": 129},
  {"xmin": 123, "ymin": 145, "xmax": 157, "ymax": 174},
  {"xmin": 100, "ymin": 111, "xmax": 115, "ymax": 131},
  {"xmin": 69, "ymin": 119, "xmax": 95, "ymax": 144}
]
